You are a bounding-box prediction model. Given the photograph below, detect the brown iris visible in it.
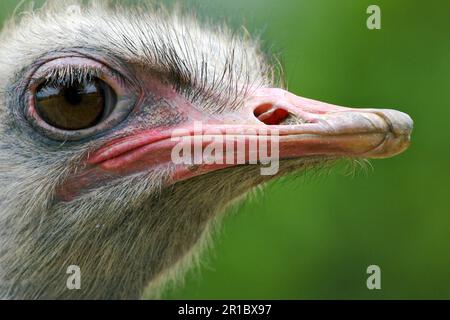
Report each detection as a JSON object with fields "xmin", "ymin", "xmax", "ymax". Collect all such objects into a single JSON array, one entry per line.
[{"xmin": 35, "ymin": 78, "xmax": 116, "ymax": 131}]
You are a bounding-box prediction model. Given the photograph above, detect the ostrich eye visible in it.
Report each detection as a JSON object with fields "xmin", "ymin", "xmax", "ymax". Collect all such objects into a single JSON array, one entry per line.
[
  {"xmin": 35, "ymin": 78, "xmax": 117, "ymax": 130},
  {"xmin": 26, "ymin": 56, "xmax": 135, "ymax": 141}
]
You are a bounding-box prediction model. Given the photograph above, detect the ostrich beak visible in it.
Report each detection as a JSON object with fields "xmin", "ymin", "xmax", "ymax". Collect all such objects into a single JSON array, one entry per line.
[
  {"xmin": 241, "ymin": 88, "xmax": 413, "ymax": 159},
  {"xmin": 84, "ymin": 88, "xmax": 412, "ymax": 188}
]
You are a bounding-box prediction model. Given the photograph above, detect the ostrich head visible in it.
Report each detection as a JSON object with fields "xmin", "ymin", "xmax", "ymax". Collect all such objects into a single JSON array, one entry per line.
[{"xmin": 0, "ymin": 1, "xmax": 412, "ymax": 299}]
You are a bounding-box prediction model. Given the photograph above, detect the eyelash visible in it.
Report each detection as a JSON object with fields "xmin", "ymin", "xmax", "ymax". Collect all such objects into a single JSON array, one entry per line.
[
  {"xmin": 43, "ymin": 66, "xmax": 102, "ymax": 86},
  {"xmin": 37, "ymin": 64, "xmax": 127, "ymax": 90}
]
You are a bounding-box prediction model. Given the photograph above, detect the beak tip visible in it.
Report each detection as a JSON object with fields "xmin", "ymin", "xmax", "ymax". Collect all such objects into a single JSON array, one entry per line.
[
  {"xmin": 381, "ymin": 109, "xmax": 414, "ymax": 136},
  {"xmin": 385, "ymin": 109, "xmax": 414, "ymax": 156},
  {"xmin": 370, "ymin": 109, "xmax": 414, "ymax": 159},
  {"xmin": 353, "ymin": 108, "xmax": 413, "ymax": 159}
]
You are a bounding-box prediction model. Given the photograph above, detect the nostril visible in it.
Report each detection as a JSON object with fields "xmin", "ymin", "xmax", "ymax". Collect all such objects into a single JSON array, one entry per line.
[
  {"xmin": 254, "ymin": 104, "xmax": 290, "ymax": 125},
  {"xmin": 253, "ymin": 103, "xmax": 273, "ymax": 117}
]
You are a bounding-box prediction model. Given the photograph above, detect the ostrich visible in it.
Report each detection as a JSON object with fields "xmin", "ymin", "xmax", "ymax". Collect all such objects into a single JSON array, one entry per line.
[{"xmin": 0, "ymin": 1, "xmax": 413, "ymax": 299}]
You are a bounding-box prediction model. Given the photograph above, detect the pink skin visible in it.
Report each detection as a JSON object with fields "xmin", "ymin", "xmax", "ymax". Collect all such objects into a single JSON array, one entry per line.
[{"xmin": 59, "ymin": 88, "xmax": 413, "ymax": 201}]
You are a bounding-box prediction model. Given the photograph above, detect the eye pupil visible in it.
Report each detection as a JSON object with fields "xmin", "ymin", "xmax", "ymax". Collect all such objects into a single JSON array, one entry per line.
[
  {"xmin": 34, "ymin": 78, "xmax": 116, "ymax": 131},
  {"xmin": 64, "ymin": 86, "xmax": 84, "ymax": 106}
]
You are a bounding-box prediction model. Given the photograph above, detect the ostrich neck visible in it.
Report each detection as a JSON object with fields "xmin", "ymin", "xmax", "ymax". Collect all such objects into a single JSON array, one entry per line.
[
  {"xmin": 0, "ymin": 190, "xmax": 216, "ymax": 299},
  {"xmin": 0, "ymin": 159, "xmax": 313, "ymax": 299},
  {"xmin": 0, "ymin": 164, "xmax": 271, "ymax": 299}
]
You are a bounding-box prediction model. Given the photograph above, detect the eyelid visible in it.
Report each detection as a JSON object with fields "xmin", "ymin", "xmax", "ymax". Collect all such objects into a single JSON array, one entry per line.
[{"xmin": 29, "ymin": 57, "xmax": 127, "ymax": 96}]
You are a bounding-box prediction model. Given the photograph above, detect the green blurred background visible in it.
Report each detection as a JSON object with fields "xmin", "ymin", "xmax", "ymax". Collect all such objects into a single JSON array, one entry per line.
[{"xmin": 1, "ymin": 0, "xmax": 449, "ymax": 299}]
